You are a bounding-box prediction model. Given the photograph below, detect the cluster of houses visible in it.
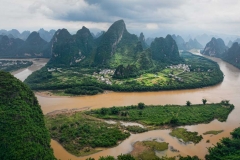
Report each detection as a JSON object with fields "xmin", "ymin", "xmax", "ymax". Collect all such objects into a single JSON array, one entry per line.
[
  {"xmin": 93, "ymin": 69, "xmax": 115, "ymax": 85},
  {"xmin": 168, "ymin": 64, "xmax": 191, "ymax": 72},
  {"xmin": 167, "ymin": 64, "xmax": 191, "ymax": 82},
  {"xmin": 47, "ymin": 68, "xmax": 62, "ymax": 72},
  {"xmin": 168, "ymin": 74, "xmax": 183, "ymax": 82},
  {"xmin": 0, "ymin": 60, "xmax": 29, "ymax": 67}
]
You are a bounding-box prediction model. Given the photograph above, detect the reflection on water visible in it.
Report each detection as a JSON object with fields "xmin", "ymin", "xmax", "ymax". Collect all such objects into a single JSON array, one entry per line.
[{"xmin": 13, "ymin": 53, "xmax": 240, "ymax": 159}]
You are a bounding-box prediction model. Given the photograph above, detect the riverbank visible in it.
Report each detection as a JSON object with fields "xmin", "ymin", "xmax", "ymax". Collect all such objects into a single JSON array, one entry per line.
[
  {"xmin": 25, "ymin": 52, "xmax": 223, "ymax": 96},
  {"xmin": 45, "ymin": 112, "xmax": 130, "ymax": 157},
  {"xmin": 45, "ymin": 102, "xmax": 234, "ymax": 158},
  {"xmin": 87, "ymin": 103, "xmax": 234, "ymax": 126}
]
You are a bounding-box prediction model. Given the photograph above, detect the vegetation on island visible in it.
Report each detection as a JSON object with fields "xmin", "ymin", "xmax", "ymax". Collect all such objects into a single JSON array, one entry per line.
[
  {"xmin": 170, "ymin": 128, "xmax": 203, "ymax": 144},
  {"xmin": 0, "ymin": 60, "xmax": 32, "ymax": 72},
  {"xmin": 0, "ymin": 71, "xmax": 55, "ymax": 159},
  {"xmin": 45, "ymin": 112, "xmax": 130, "ymax": 157},
  {"xmin": 86, "ymin": 102, "xmax": 234, "ymax": 126},
  {"xmin": 45, "ymin": 100, "xmax": 233, "ymax": 158},
  {"xmin": 124, "ymin": 125, "xmax": 148, "ymax": 134},
  {"xmin": 203, "ymin": 130, "xmax": 224, "ymax": 135},
  {"xmin": 130, "ymin": 141, "xmax": 169, "ymax": 160}
]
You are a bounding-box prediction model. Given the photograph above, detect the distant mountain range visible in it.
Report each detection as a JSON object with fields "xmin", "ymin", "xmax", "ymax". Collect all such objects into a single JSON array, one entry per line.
[
  {"xmin": 0, "ymin": 32, "xmax": 50, "ymax": 58},
  {"xmin": 172, "ymin": 34, "xmax": 203, "ymax": 50},
  {"xmin": 48, "ymin": 20, "xmax": 182, "ymax": 70},
  {"xmin": 0, "ymin": 29, "xmax": 56, "ymax": 42},
  {"xmin": 227, "ymin": 38, "xmax": 240, "ymax": 48}
]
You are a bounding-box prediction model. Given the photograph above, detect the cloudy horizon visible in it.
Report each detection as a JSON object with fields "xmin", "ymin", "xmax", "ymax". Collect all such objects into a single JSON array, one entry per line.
[{"xmin": 1, "ymin": 0, "xmax": 240, "ymax": 39}]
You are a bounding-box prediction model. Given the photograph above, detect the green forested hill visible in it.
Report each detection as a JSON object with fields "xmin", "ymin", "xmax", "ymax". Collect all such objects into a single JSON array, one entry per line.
[
  {"xmin": 18, "ymin": 31, "xmax": 49, "ymax": 57},
  {"xmin": 221, "ymin": 42, "xmax": 240, "ymax": 69},
  {"xmin": 151, "ymin": 35, "xmax": 182, "ymax": 63},
  {"xmin": 25, "ymin": 20, "xmax": 223, "ymax": 95},
  {"xmin": 202, "ymin": 37, "xmax": 228, "ymax": 57},
  {"xmin": 0, "ymin": 71, "xmax": 55, "ymax": 159},
  {"xmin": 0, "ymin": 36, "xmax": 24, "ymax": 57},
  {"xmin": 0, "ymin": 32, "xmax": 50, "ymax": 58},
  {"xmin": 47, "ymin": 19, "xmax": 181, "ymax": 68}
]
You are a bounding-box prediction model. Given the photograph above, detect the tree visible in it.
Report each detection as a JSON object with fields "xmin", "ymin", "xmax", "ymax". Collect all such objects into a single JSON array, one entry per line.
[
  {"xmin": 117, "ymin": 154, "xmax": 135, "ymax": 160},
  {"xmin": 202, "ymin": 99, "xmax": 207, "ymax": 105},
  {"xmin": 100, "ymin": 108, "xmax": 108, "ymax": 115},
  {"xmin": 186, "ymin": 101, "xmax": 191, "ymax": 106},
  {"xmin": 110, "ymin": 107, "xmax": 119, "ymax": 115},
  {"xmin": 0, "ymin": 71, "xmax": 56, "ymax": 160},
  {"xmin": 170, "ymin": 117, "xmax": 178, "ymax": 125},
  {"xmin": 221, "ymin": 100, "xmax": 230, "ymax": 105},
  {"xmin": 138, "ymin": 102, "xmax": 145, "ymax": 109},
  {"xmin": 99, "ymin": 156, "xmax": 115, "ymax": 160}
]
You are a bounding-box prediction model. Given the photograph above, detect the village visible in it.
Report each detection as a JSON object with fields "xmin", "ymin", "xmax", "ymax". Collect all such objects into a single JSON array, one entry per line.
[
  {"xmin": 93, "ymin": 69, "xmax": 115, "ymax": 85},
  {"xmin": 0, "ymin": 60, "xmax": 30, "ymax": 67},
  {"xmin": 167, "ymin": 64, "xmax": 191, "ymax": 82}
]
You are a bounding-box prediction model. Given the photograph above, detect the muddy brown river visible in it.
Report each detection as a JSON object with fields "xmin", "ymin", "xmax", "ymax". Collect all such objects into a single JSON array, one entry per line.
[{"xmin": 11, "ymin": 52, "xmax": 240, "ymax": 159}]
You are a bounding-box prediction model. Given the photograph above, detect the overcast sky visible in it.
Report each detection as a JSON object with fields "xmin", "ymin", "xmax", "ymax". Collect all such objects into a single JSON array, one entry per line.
[{"xmin": 1, "ymin": 0, "xmax": 240, "ymax": 38}]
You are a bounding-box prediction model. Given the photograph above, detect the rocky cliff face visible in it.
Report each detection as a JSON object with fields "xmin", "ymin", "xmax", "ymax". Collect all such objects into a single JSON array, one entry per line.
[
  {"xmin": 202, "ymin": 37, "xmax": 228, "ymax": 57},
  {"xmin": 94, "ymin": 20, "xmax": 130, "ymax": 65}
]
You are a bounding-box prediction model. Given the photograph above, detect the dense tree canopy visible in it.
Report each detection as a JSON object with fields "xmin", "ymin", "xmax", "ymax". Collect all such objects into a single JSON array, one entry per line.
[{"xmin": 0, "ymin": 71, "xmax": 55, "ymax": 159}]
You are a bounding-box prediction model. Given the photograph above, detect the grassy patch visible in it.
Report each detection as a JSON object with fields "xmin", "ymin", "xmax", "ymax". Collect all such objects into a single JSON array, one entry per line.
[
  {"xmin": 170, "ymin": 128, "xmax": 203, "ymax": 144},
  {"xmin": 203, "ymin": 130, "xmax": 224, "ymax": 135},
  {"xmin": 86, "ymin": 103, "xmax": 234, "ymax": 126},
  {"xmin": 131, "ymin": 141, "xmax": 170, "ymax": 160},
  {"xmin": 124, "ymin": 126, "xmax": 148, "ymax": 134},
  {"xmin": 143, "ymin": 141, "xmax": 168, "ymax": 151},
  {"xmin": 45, "ymin": 112, "xmax": 130, "ymax": 157}
]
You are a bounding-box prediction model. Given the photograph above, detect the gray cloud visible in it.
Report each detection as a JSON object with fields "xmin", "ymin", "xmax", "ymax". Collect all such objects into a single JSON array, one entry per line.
[
  {"xmin": 0, "ymin": 0, "xmax": 240, "ymax": 39},
  {"xmin": 28, "ymin": 0, "xmax": 186, "ymax": 23}
]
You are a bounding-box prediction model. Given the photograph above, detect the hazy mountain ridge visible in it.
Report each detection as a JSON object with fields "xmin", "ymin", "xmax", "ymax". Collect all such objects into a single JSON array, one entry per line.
[
  {"xmin": 172, "ymin": 34, "xmax": 203, "ymax": 50},
  {"xmin": 0, "ymin": 29, "xmax": 56, "ymax": 58},
  {"xmin": 38, "ymin": 29, "xmax": 56, "ymax": 42},
  {"xmin": 0, "ymin": 32, "xmax": 51, "ymax": 58},
  {"xmin": 0, "ymin": 29, "xmax": 56, "ymax": 42},
  {"xmin": 201, "ymin": 37, "xmax": 228, "ymax": 57},
  {"xmin": 222, "ymin": 42, "xmax": 240, "ymax": 68},
  {"xmin": 201, "ymin": 37, "xmax": 240, "ymax": 69}
]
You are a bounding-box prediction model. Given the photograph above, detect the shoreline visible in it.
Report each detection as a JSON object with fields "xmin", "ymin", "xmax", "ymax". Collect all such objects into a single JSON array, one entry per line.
[{"xmin": 34, "ymin": 82, "xmax": 222, "ymax": 98}]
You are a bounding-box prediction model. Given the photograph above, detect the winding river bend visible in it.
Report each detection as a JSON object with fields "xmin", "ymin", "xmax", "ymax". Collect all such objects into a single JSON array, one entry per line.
[{"xmin": 12, "ymin": 52, "xmax": 240, "ymax": 159}]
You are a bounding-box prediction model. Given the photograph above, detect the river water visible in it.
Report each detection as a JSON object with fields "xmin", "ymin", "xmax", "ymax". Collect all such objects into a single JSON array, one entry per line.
[{"xmin": 11, "ymin": 52, "xmax": 240, "ymax": 160}]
